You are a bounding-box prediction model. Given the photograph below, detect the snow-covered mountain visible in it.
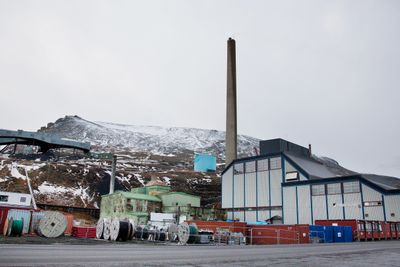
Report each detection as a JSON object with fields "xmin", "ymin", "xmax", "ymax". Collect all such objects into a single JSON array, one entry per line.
[
  {"xmin": 39, "ymin": 115, "xmax": 259, "ymax": 158},
  {"xmin": 0, "ymin": 116, "xmax": 260, "ymax": 209}
]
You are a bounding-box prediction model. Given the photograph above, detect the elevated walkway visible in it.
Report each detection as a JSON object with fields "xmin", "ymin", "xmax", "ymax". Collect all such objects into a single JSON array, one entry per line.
[{"xmin": 0, "ymin": 129, "xmax": 90, "ymax": 153}]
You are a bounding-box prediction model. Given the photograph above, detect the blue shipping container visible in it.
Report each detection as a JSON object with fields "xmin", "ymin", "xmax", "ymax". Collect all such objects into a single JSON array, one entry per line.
[
  {"xmin": 309, "ymin": 225, "xmax": 333, "ymax": 243},
  {"xmin": 343, "ymin": 226, "xmax": 353, "ymax": 242},
  {"xmin": 194, "ymin": 154, "xmax": 216, "ymax": 172},
  {"xmin": 333, "ymin": 226, "xmax": 345, "ymax": 242},
  {"xmin": 333, "ymin": 226, "xmax": 352, "ymax": 243}
]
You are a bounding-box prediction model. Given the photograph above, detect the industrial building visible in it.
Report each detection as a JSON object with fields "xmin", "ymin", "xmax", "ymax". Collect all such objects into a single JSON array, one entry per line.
[
  {"xmin": 100, "ymin": 178, "xmax": 218, "ymax": 225},
  {"xmin": 221, "ymin": 139, "xmax": 400, "ymax": 224}
]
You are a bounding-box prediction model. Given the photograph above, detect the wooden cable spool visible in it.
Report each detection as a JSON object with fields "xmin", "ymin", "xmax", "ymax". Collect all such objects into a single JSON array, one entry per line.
[
  {"xmin": 96, "ymin": 218, "xmax": 104, "ymax": 239},
  {"xmin": 38, "ymin": 211, "xmax": 67, "ymax": 238},
  {"xmin": 103, "ymin": 218, "xmax": 111, "ymax": 240},
  {"xmin": 3, "ymin": 217, "xmax": 13, "ymax": 237},
  {"xmin": 177, "ymin": 222, "xmax": 198, "ymax": 245}
]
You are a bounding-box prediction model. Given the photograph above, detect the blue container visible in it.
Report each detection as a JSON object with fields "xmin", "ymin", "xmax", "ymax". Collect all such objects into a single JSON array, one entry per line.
[
  {"xmin": 343, "ymin": 226, "xmax": 353, "ymax": 242},
  {"xmin": 333, "ymin": 226, "xmax": 346, "ymax": 242},
  {"xmin": 333, "ymin": 226, "xmax": 353, "ymax": 242},
  {"xmin": 309, "ymin": 225, "xmax": 333, "ymax": 243}
]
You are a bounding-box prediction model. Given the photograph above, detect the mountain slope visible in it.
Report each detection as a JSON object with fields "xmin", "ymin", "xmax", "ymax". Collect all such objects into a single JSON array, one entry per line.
[
  {"xmin": 0, "ymin": 116, "xmax": 260, "ymax": 209},
  {"xmin": 39, "ymin": 115, "xmax": 259, "ymax": 158}
]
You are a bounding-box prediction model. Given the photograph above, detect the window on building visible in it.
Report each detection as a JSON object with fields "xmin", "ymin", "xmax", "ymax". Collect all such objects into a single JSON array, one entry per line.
[
  {"xmin": 343, "ymin": 181, "xmax": 360, "ymax": 194},
  {"xmin": 0, "ymin": 195, "xmax": 8, "ymax": 202},
  {"xmin": 269, "ymin": 157, "xmax": 281, "ymax": 170},
  {"xmin": 285, "ymin": 171, "xmax": 299, "ymax": 181},
  {"xmin": 363, "ymin": 201, "xmax": 382, "ymax": 207},
  {"xmin": 20, "ymin": 197, "xmax": 27, "ymax": 203},
  {"xmin": 257, "ymin": 159, "xmax": 269, "ymax": 172},
  {"xmin": 126, "ymin": 199, "xmax": 133, "ymax": 211},
  {"xmin": 327, "ymin": 183, "xmax": 342, "ymax": 195},
  {"xmin": 245, "ymin": 161, "xmax": 256, "ymax": 173},
  {"xmin": 234, "ymin": 163, "xmax": 244, "ymax": 174},
  {"xmin": 311, "ymin": 184, "xmax": 325, "ymax": 196}
]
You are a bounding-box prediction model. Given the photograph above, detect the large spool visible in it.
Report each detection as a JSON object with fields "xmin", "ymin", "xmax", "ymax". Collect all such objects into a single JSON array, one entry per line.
[
  {"xmin": 128, "ymin": 219, "xmax": 135, "ymax": 240},
  {"xmin": 110, "ymin": 219, "xmax": 130, "ymax": 241},
  {"xmin": 103, "ymin": 218, "xmax": 111, "ymax": 240},
  {"xmin": 11, "ymin": 219, "xmax": 24, "ymax": 236},
  {"xmin": 38, "ymin": 211, "xmax": 67, "ymax": 238},
  {"xmin": 177, "ymin": 222, "xmax": 198, "ymax": 245},
  {"xmin": 96, "ymin": 218, "xmax": 104, "ymax": 239}
]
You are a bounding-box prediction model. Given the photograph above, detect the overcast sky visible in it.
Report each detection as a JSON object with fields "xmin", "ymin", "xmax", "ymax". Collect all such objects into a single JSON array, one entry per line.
[{"xmin": 0, "ymin": 1, "xmax": 399, "ymax": 176}]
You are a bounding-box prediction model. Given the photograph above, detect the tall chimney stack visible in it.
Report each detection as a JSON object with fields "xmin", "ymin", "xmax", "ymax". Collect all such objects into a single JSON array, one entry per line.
[{"xmin": 226, "ymin": 38, "xmax": 237, "ymax": 165}]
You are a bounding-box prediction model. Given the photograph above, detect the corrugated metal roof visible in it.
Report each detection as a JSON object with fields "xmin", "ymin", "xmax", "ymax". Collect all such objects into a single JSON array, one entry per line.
[{"xmin": 284, "ymin": 152, "xmax": 356, "ymax": 179}]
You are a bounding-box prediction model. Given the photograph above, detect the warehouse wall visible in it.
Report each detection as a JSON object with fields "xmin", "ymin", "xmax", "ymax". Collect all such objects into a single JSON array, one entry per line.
[
  {"xmin": 312, "ymin": 195, "xmax": 327, "ymax": 221},
  {"xmin": 270, "ymin": 169, "xmax": 282, "ymax": 206},
  {"xmin": 297, "ymin": 186, "xmax": 312, "ymax": 224},
  {"xmin": 221, "ymin": 167, "xmax": 233, "ymax": 209},
  {"xmin": 257, "ymin": 169, "xmax": 269, "ymax": 208},
  {"xmin": 362, "ymin": 184, "xmax": 385, "ymax": 220},
  {"xmin": 283, "ymin": 186, "xmax": 296, "ymax": 224},
  {"xmin": 221, "ymin": 156, "xmax": 285, "ymax": 223},
  {"xmin": 245, "ymin": 172, "xmax": 257, "ymax": 208},
  {"xmin": 327, "ymin": 194, "xmax": 344, "ymax": 219},
  {"xmin": 384, "ymin": 195, "xmax": 400, "ymax": 221},
  {"xmin": 343, "ymin": 193, "xmax": 363, "ymax": 219},
  {"xmin": 234, "ymin": 173, "xmax": 244, "ymax": 208}
]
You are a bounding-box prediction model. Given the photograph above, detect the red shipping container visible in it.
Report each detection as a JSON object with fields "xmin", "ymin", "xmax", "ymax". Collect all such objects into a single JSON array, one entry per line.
[
  {"xmin": 72, "ymin": 226, "xmax": 96, "ymax": 238},
  {"xmin": 295, "ymin": 224, "xmax": 310, "ymax": 244},
  {"xmin": 382, "ymin": 222, "xmax": 391, "ymax": 240},
  {"xmin": 247, "ymin": 225, "xmax": 303, "ymax": 245}
]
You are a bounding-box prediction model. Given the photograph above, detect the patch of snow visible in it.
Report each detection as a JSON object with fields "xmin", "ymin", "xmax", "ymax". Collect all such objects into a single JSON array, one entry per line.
[
  {"xmin": 162, "ymin": 176, "xmax": 171, "ymax": 185},
  {"xmin": 10, "ymin": 163, "xmax": 26, "ymax": 179},
  {"xmin": 38, "ymin": 182, "xmax": 70, "ymax": 194}
]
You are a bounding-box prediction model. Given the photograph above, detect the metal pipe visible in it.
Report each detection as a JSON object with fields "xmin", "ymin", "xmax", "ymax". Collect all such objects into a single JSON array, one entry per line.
[
  {"xmin": 109, "ymin": 155, "xmax": 117, "ymax": 194},
  {"xmin": 25, "ymin": 168, "xmax": 37, "ymax": 210}
]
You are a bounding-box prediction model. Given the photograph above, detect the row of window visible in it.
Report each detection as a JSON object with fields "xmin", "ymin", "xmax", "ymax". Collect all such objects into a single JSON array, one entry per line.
[
  {"xmin": 0, "ymin": 195, "xmax": 27, "ymax": 203},
  {"xmin": 311, "ymin": 181, "xmax": 360, "ymax": 196},
  {"xmin": 233, "ymin": 157, "xmax": 281, "ymax": 174}
]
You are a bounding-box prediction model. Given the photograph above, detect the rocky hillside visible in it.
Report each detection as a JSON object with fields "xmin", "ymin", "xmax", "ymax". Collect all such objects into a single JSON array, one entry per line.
[{"xmin": 0, "ymin": 116, "xmax": 259, "ymax": 208}]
